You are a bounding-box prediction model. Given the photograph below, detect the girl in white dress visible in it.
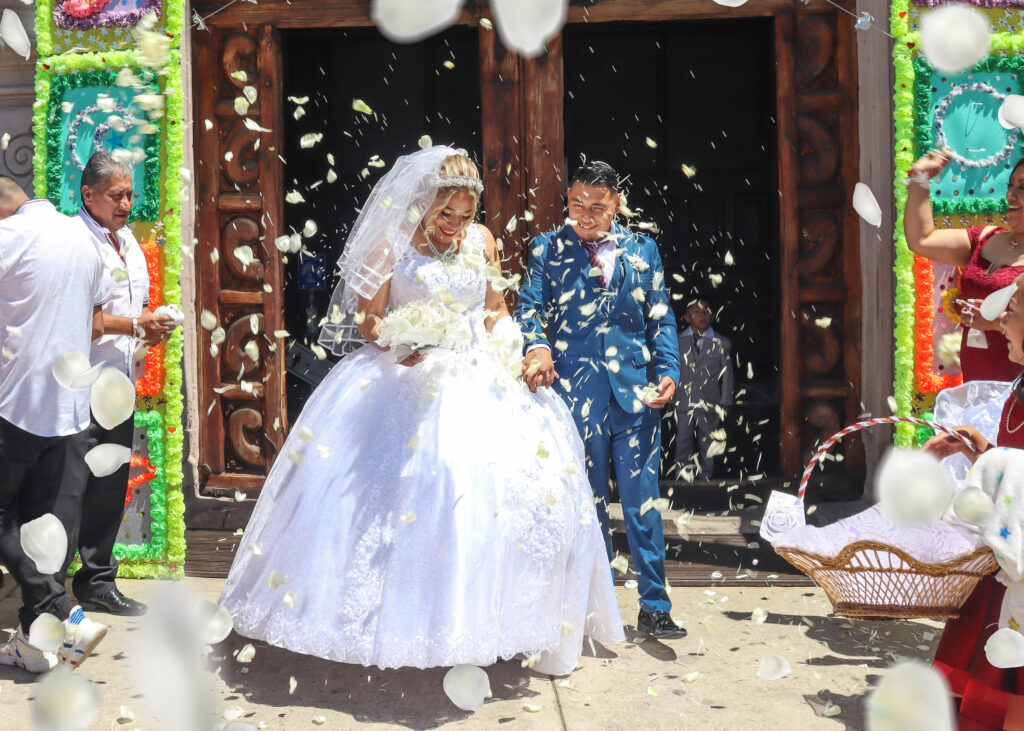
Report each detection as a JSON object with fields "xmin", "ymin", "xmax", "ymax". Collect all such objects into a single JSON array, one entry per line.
[{"xmin": 218, "ymin": 146, "xmax": 624, "ymax": 675}]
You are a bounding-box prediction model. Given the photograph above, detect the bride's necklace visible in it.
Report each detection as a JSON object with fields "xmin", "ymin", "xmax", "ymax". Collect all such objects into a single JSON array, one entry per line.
[
  {"xmin": 424, "ymin": 233, "xmax": 458, "ymax": 267},
  {"xmin": 1005, "ymin": 396, "xmax": 1024, "ymax": 435}
]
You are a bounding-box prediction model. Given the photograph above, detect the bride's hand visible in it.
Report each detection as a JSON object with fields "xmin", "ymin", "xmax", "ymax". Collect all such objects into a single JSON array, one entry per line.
[
  {"xmin": 399, "ymin": 351, "xmax": 426, "ymax": 367},
  {"xmin": 922, "ymin": 425, "xmax": 988, "ymax": 462}
]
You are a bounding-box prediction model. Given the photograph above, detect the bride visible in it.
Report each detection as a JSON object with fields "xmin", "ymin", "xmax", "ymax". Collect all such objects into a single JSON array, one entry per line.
[{"xmin": 219, "ymin": 145, "xmax": 624, "ymax": 675}]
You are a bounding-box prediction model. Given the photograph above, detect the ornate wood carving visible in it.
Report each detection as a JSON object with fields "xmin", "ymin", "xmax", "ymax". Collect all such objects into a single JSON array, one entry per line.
[
  {"xmin": 195, "ymin": 25, "xmax": 287, "ymax": 498},
  {"xmin": 776, "ymin": 11, "xmax": 863, "ymax": 484}
]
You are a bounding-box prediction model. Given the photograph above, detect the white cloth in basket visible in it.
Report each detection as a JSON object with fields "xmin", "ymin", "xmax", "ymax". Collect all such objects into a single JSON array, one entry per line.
[{"xmin": 771, "ymin": 504, "xmax": 982, "ymax": 563}]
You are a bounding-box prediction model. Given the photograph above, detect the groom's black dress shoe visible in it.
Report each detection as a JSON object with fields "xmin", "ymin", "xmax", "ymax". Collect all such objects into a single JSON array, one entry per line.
[
  {"xmin": 78, "ymin": 589, "xmax": 147, "ymax": 616},
  {"xmin": 637, "ymin": 610, "xmax": 687, "ymax": 638}
]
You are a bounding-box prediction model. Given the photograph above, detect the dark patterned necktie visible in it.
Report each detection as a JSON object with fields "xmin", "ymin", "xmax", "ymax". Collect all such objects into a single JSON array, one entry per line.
[
  {"xmin": 693, "ymin": 333, "xmax": 701, "ymax": 353},
  {"xmin": 584, "ymin": 241, "xmax": 608, "ymax": 288}
]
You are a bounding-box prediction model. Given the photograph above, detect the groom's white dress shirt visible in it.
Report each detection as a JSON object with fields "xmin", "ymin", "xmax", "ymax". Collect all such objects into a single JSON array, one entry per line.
[{"xmin": 0, "ymin": 200, "xmax": 105, "ymax": 436}]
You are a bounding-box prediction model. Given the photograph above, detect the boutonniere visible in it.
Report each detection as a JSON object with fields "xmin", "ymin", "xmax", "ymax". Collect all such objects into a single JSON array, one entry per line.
[{"xmin": 624, "ymin": 252, "xmax": 649, "ymax": 273}]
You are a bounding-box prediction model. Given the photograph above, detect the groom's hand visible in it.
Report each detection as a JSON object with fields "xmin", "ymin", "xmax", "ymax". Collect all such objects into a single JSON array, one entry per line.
[
  {"xmin": 645, "ymin": 376, "xmax": 676, "ymax": 409},
  {"xmin": 522, "ymin": 348, "xmax": 558, "ymax": 391}
]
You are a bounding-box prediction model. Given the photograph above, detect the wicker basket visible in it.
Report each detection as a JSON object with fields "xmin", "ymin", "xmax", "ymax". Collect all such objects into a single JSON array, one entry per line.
[{"xmin": 768, "ymin": 417, "xmax": 999, "ymax": 620}]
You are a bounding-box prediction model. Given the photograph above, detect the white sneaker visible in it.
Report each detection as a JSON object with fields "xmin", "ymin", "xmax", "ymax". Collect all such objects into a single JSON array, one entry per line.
[
  {"xmin": 57, "ymin": 606, "xmax": 107, "ymax": 669},
  {"xmin": 0, "ymin": 628, "xmax": 58, "ymax": 673}
]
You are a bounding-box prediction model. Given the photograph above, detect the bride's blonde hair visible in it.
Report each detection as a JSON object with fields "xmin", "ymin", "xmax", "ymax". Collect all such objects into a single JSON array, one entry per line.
[{"xmin": 423, "ymin": 154, "xmax": 481, "ymax": 246}]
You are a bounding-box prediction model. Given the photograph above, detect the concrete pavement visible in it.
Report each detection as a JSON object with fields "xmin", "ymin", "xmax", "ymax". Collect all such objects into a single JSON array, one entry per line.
[{"xmin": 0, "ymin": 576, "xmax": 944, "ymax": 730}]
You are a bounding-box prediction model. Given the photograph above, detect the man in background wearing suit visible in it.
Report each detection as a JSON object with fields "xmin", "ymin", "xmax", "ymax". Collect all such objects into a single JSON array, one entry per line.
[{"xmin": 675, "ymin": 300, "xmax": 734, "ymax": 481}]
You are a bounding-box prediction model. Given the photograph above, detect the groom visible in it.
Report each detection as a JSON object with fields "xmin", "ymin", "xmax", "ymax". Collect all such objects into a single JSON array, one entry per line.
[{"xmin": 515, "ymin": 161, "xmax": 684, "ymax": 638}]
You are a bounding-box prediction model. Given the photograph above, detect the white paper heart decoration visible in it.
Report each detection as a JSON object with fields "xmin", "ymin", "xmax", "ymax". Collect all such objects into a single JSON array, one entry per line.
[
  {"xmin": 853, "ymin": 182, "xmax": 883, "ymax": 227},
  {"xmin": 985, "ymin": 627, "xmax": 1024, "ymax": 668},
  {"xmin": 0, "ymin": 9, "xmax": 31, "ymax": 60},
  {"xmin": 756, "ymin": 653, "xmax": 792, "ymax": 680},
  {"xmin": 876, "ymin": 448, "xmax": 954, "ymax": 526},
  {"xmin": 999, "ymin": 95, "xmax": 1024, "ymax": 130},
  {"xmin": 490, "ymin": 0, "xmax": 568, "ymax": 58},
  {"xmin": 20, "ymin": 513, "xmax": 67, "ymax": 576},
  {"xmin": 866, "ymin": 661, "xmax": 955, "ymax": 731},
  {"xmin": 32, "ymin": 668, "xmax": 101, "ymax": 731},
  {"xmin": 443, "ymin": 664, "xmax": 491, "ymax": 712},
  {"xmin": 89, "ymin": 366, "xmax": 136, "ymax": 429},
  {"xmin": 920, "ymin": 4, "xmax": 990, "ymax": 74},
  {"xmin": 52, "ymin": 351, "xmax": 104, "ymax": 391},
  {"xmin": 84, "ymin": 443, "xmax": 132, "ymax": 478},
  {"xmin": 371, "ymin": 0, "xmax": 463, "ymax": 43},
  {"xmin": 28, "ymin": 613, "xmax": 66, "ymax": 653}
]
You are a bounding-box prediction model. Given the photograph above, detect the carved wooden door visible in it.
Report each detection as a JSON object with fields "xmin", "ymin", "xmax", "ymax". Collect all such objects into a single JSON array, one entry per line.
[
  {"xmin": 776, "ymin": 11, "xmax": 863, "ymax": 485},
  {"xmin": 194, "ymin": 26, "xmax": 288, "ymax": 497}
]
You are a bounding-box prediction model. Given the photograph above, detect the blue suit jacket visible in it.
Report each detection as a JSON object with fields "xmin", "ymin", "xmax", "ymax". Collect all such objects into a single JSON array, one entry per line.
[{"xmin": 515, "ymin": 223, "xmax": 681, "ymax": 414}]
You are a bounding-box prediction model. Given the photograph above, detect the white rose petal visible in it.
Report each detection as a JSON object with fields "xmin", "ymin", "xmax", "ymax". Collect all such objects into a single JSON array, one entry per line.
[
  {"xmin": 32, "ymin": 668, "xmax": 100, "ymax": 731},
  {"xmin": 443, "ymin": 664, "xmax": 491, "ymax": 712},
  {"xmin": 865, "ymin": 661, "xmax": 954, "ymax": 731},
  {"xmin": 20, "ymin": 513, "xmax": 67, "ymax": 574},
  {"xmin": 609, "ymin": 554, "xmax": 629, "ymax": 574},
  {"xmin": 52, "ymin": 350, "xmax": 105, "ymax": 390},
  {"xmin": 83, "ymin": 443, "xmax": 131, "ymax": 478},
  {"xmin": 490, "ymin": 0, "xmax": 568, "ymax": 57},
  {"xmin": 920, "ymin": 4, "xmax": 991, "ymax": 74},
  {"xmin": 299, "ymin": 132, "xmax": 323, "ymax": 149},
  {"xmin": 418, "ymin": 135, "xmax": 433, "ymax": 149},
  {"xmin": 236, "ymin": 644, "xmax": 256, "ymax": 663},
  {"xmin": 89, "ymin": 367, "xmax": 136, "ymax": 429},
  {"xmin": 267, "ymin": 571, "xmax": 287, "ymax": 589},
  {"xmin": 302, "ymin": 219, "xmax": 318, "ymax": 238},
  {"xmin": 196, "ymin": 600, "xmax": 234, "ymax": 644},
  {"xmin": 28, "ymin": 613, "xmax": 66, "ymax": 653},
  {"xmin": 289, "ymin": 676, "xmax": 297, "ymax": 695},
  {"xmin": 876, "ymin": 448, "xmax": 953, "ymax": 526},
  {"xmin": 372, "ymin": 0, "xmax": 463, "ymax": 43},
  {"xmin": 285, "ymin": 190, "xmax": 305, "ymax": 204},
  {"xmin": 351, "ymin": 98, "xmax": 373, "ymax": 115},
  {"xmin": 756, "ymin": 653, "xmax": 792, "ymax": 680},
  {"xmin": 201, "ymin": 310, "xmax": 218, "ymax": 330},
  {"xmin": 986, "ymin": 627, "xmax": 1024, "ymax": 668},
  {"xmin": 0, "ymin": 9, "xmax": 31, "ymax": 59},
  {"xmin": 853, "ymin": 182, "xmax": 882, "ymax": 227},
  {"xmin": 750, "ymin": 607, "xmax": 769, "ymax": 624},
  {"xmin": 283, "ymin": 590, "xmax": 295, "ymax": 608}
]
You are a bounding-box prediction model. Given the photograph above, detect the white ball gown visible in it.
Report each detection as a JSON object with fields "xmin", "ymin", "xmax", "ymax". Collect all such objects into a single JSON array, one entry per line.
[{"xmin": 219, "ymin": 225, "xmax": 624, "ymax": 675}]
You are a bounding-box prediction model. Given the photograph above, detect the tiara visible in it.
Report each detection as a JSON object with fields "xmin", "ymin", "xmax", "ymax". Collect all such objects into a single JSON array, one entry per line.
[{"xmin": 430, "ymin": 173, "xmax": 484, "ymax": 194}]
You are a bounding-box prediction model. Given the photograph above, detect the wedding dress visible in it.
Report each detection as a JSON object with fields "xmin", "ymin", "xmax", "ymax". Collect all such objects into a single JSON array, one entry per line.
[{"xmin": 219, "ymin": 225, "xmax": 624, "ymax": 675}]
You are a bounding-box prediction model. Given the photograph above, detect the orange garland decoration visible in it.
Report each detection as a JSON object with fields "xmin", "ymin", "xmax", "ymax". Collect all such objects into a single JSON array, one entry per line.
[
  {"xmin": 125, "ymin": 455, "xmax": 156, "ymax": 507},
  {"xmin": 137, "ymin": 241, "xmax": 164, "ymax": 397},
  {"xmin": 913, "ymin": 254, "xmax": 962, "ymax": 393}
]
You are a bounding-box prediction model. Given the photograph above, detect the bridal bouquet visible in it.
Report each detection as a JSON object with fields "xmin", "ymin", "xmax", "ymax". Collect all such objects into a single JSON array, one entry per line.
[{"xmin": 377, "ymin": 301, "xmax": 462, "ymax": 361}]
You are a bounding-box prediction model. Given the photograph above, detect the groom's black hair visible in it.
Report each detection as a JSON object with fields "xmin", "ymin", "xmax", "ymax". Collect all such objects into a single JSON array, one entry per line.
[{"xmin": 569, "ymin": 160, "xmax": 620, "ymax": 192}]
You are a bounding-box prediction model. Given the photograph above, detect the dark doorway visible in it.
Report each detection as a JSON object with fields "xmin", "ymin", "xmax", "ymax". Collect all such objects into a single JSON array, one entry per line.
[
  {"xmin": 564, "ymin": 18, "xmax": 781, "ymax": 482},
  {"xmin": 280, "ymin": 27, "xmax": 482, "ymax": 423}
]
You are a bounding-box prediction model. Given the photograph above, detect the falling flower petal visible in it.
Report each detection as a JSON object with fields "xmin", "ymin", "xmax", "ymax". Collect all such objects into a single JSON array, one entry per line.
[
  {"xmin": 682, "ymin": 671, "xmax": 699, "ymax": 682},
  {"xmin": 876, "ymin": 448, "xmax": 953, "ymax": 526},
  {"xmin": 20, "ymin": 513, "xmax": 67, "ymax": 574},
  {"xmin": 267, "ymin": 571, "xmax": 287, "ymax": 589},
  {"xmin": 443, "ymin": 665, "xmax": 491, "ymax": 712},
  {"xmin": 32, "ymin": 668, "xmax": 100, "ymax": 731},
  {"xmin": 610, "ymin": 554, "xmax": 629, "ymax": 574},
  {"xmin": 84, "ymin": 443, "xmax": 131, "ymax": 478},
  {"xmin": 865, "ymin": 661, "xmax": 954, "ymax": 731},
  {"xmin": 196, "ymin": 600, "xmax": 234, "ymax": 644},
  {"xmin": 681, "ymin": 164, "xmax": 698, "ymax": 178},
  {"xmin": 920, "ymin": 4, "xmax": 990, "ymax": 74},
  {"xmin": 372, "ymin": 0, "xmax": 463, "ymax": 43},
  {"xmin": 853, "ymin": 182, "xmax": 882, "ymax": 227},
  {"xmin": 242, "ymin": 118, "xmax": 271, "ymax": 133},
  {"xmin": 28, "ymin": 614, "xmax": 65, "ymax": 653},
  {"xmin": 200, "ymin": 310, "xmax": 218, "ymax": 330},
  {"xmin": 714, "ymin": 0, "xmax": 748, "ymax": 5},
  {"xmin": 751, "ymin": 607, "xmax": 769, "ymax": 623},
  {"xmin": 986, "ymin": 628, "xmax": 1024, "ymax": 668},
  {"xmin": 303, "ymin": 220, "xmax": 318, "ymax": 238},
  {"xmin": 300, "ymin": 132, "xmax": 323, "ymax": 149},
  {"xmin": 234, "ymin": 245, "xmax": 256, "ymax": 268},
  {"xmin": 953, "ymin": 486, "xmax": 996, "ymax": 527},
  {"xmin": 351, "ymin": 98, "xmax": 373, "ymax": 115},
  {"xmin": 236, "ymin": 644, "xmax": 256, "ymax": 663},
  {"xmin": 289, "ymin": 676, "xmax": 297, "ymax": 695},
  {"xmin": 999, "ymin": 95, "xmax": 1024, "ymax": 130},
  {"xmin": 756, "ymin": 654, "xmax": 792, "ymax": 680},
  {"xmin": 523, "ymin": 703, "xmax": 542, "ymax": 712},
  {"xmin": 52, "ymin": 350, "xmax": 105, "ymax": 390},
  {"xmin": 0, "ymin": 9, "xmax": 31, "ymax": 60},
  {"xmin": 490, "ymin": 0, "xmax": 568, "ymax": 57},
  {"xmin": 645, "ymin": 137, "xmax": 657, "ymax": 148},
  {"xmin": 89, "ymin": 367, "xmax": 136, "ymax": 429},
  {"xmin": 286, "ymin": 190, "xmax": 305, "ymax": 204}
]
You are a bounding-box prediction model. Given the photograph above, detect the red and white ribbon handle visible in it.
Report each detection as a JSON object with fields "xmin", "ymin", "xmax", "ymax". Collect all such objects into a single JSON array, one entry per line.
[{"xmin": 797, "ymin": 416, "xmax": 975, "ymax": 501}]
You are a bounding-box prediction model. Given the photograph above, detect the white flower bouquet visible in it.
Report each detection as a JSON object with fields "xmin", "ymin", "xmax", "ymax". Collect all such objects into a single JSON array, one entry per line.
[{"xmin": 377, "ymin": 301, "xmax": 461, "ymax": 362}]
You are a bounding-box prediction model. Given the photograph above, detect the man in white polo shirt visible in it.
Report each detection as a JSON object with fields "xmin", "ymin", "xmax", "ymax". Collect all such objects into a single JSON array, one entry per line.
[
  {"xmin": 52, "ymin": 151, "xmax": 171, "ymax": 616},
  {"xmin": 0, "ymin": 177, "xmax": 108, "ymax": 672}
]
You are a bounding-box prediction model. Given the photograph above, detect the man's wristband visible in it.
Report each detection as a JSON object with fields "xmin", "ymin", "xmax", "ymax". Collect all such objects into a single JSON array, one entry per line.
[{"xmin": 132, "ymin": 317, "xmax": 145, "ymax": 338}]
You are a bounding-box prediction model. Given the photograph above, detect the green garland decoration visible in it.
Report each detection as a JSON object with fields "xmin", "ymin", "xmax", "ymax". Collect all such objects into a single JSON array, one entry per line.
[
  {"xmin": 892, "ymin": 0, "xmax": 916, "ymax": 447},
  {"xmin": 911, "ymin": 54, "xmax": 1024, "ymax": 216},
  {"xmin": 33, "ymin": 51, "xmax": 162, "ymax": 222},
  {"xmin": 915, "ymin": 411, "xmax": 937, "ymax": 447}
]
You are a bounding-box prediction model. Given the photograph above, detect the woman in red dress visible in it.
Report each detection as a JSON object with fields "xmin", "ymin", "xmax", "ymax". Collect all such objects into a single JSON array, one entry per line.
[
  {"xmin": 925, "ymin": 275, "xmax": 1024, "ymax": 729},
  {"xmin": 905, "ymin": 151, "xmax": 1024, "ymax": 382}
]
